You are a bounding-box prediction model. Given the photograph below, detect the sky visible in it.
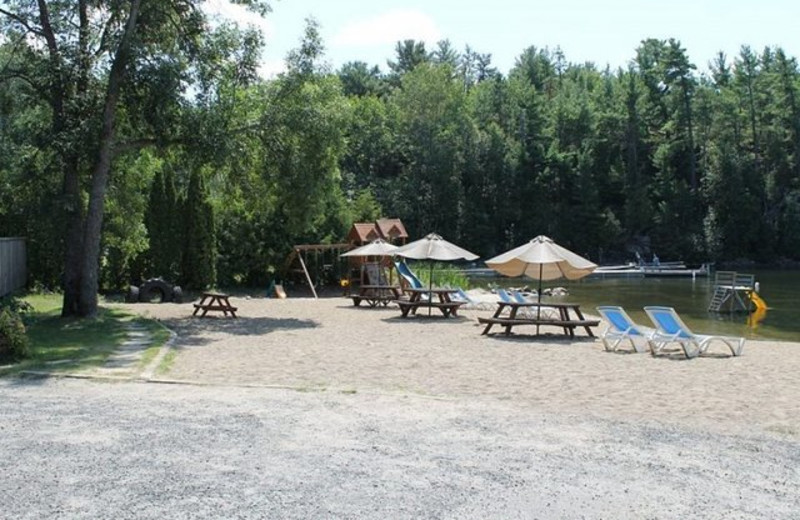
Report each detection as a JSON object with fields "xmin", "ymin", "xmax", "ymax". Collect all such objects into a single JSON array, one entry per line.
[{"xmin": 205, "ymin": 0, "xmax": 800, "ymax": 78}]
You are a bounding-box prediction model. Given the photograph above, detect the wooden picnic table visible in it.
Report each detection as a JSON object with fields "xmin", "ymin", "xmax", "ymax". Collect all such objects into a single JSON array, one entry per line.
[
  {"xmin": 192, "ymin": 291, "xmax": 238, "ymax": 318},
  {"xmin": 350, "ymin": 284, "xmax": 401, "ymax": 307},
  {"xmin": 478, "ymin": 301, "xmax": 598, "ymax": 337},
  {"xmin": 394, "ymin": 287, "xmax": 464, "ymax": 318}
]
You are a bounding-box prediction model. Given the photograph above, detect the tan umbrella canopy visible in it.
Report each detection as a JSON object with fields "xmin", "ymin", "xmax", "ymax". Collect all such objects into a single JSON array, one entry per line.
[
  {"xmin": 340, "ymin": 238, "xmax": 398, "ymax": 257},
  {"xmin": 393, "ymin": 233, "xmax": 479, "ymax": 262},
  {"xmin": 394, "ymin": 233, "xmax": 479, "ymax": 315},
  {"xmin": 487, "ymin": 235, "xmax": 597, "ymax": 328},
  {"xmin": 486, "ymin": 235, "xmax": 597, "ymax": 281},
  {"xmin": 486, "ymin": 235, "xmax": 597, "ymax": 334},
  {"xmin": 341, "ymin": 238, "xmax": 399, "ymax": 286}
]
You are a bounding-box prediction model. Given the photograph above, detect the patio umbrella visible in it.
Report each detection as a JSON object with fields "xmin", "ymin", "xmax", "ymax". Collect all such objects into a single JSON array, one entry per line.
[
  {"xmin": 394, "ymin": 233, "xmax": 479, "ymax": 315},
  {"xmin": 340, "ymin": 238, "xmax": 399, "ymax": 285},
  {"xmin": 486, "ymin": 235, "xmax": 597, "ymax": 327},
  {"xmin": 340, "ymin": 238, "xmax": 398, "ymax": 257}
]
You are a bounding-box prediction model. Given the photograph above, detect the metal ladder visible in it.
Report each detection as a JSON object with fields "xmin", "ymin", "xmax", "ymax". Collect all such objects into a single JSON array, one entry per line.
[{"xmin": 707, "ymin": 286, "xmax": 730, "ymax": 311}]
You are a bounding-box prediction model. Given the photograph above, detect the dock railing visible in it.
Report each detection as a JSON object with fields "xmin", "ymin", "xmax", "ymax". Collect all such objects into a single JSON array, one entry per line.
[{"xmin": 708, "ymin": 270, "xmax": 755, "ymax": 312}]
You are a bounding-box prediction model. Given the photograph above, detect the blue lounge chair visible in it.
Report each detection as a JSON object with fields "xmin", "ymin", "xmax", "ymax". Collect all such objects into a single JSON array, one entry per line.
[
  {"xmin": 496, "ymin": 288, "xmax": 514, "ymax": 303},
  {"xmin": 643, "ymin": 306, "xmax": 746, "ymax": 358},
  {"xmin": 596, "ymin": 306, "xmax": 651, "ymax": 353},
  {"xmin": 450, "ymin": 288, "xmax": 495, "ymax": 311},
  {"xmin": 510, "ymin": 290, "xmax": 530, "ymax": 304}
]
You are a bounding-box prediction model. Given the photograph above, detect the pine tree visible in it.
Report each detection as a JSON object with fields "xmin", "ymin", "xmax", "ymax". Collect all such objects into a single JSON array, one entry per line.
[
  {"xmin": 162, "ymin": 168, "xmax": 181, "ymax": 281},
  {"xmin": 182, "ymin": 169, "xmax": 217, "ymax": 290},
  {"xmin": 145, "ymin": 170, "xmax": 167, "ymax": 277}
]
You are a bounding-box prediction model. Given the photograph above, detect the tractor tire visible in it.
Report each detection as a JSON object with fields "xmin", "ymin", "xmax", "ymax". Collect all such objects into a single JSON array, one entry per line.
[
  {"xmin": 126, "ymin": 285, "xmax": 140, "ymax": 303},
  {"xmin": 139, "ymin": 278, "xmax": 172, "ymax": 303}
]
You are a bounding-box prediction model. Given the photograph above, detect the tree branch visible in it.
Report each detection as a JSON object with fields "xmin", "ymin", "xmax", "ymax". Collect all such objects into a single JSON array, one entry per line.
[
  {"xmin": 35, "ymin": 0, "xmax": 60, "ymax": 59},
  {"xmin": 0, "ymin": 7, "xmax": 45, "ymax": 37},
  {"xmin": 0, "ymin": 69, "xmax": 45, "ymax": 92}
]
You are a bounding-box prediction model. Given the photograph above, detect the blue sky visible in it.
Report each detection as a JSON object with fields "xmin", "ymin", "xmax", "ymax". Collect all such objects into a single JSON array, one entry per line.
[{"xmin": 206, "ymin": 0, "xmax": 800, "ymax": 77}]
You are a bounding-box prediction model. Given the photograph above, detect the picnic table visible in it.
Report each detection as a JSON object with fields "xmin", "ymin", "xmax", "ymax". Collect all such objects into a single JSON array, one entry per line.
[
  {"xmin": 478, "ymin": 301, "xmax": 598, "ymax": 337},
  {"xmin": 350, "ymin": 285, "xmax": 401, "ymax": 307},
  {"xmin": 394, "ymin": 287, "xmax": 464, "ymax": 318},
  {"xmin": 192, "ymin": 291, "xmax": 238, "ymax": 318}
]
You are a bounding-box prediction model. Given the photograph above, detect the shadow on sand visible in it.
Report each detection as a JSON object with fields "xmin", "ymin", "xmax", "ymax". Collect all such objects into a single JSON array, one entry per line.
[{"xmin": 165, "ymin": 315, "xmax": 319, "ymax": 348}]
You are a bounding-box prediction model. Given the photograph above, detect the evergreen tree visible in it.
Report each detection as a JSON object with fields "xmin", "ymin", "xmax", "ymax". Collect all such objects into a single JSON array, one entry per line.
[
  {"xmin": 182, "ymin": 169, "xmax": 217, "ymax": 290},
  {"xmin": 146, "ymin": 169, "xmax": 167, "ymax": 277}
]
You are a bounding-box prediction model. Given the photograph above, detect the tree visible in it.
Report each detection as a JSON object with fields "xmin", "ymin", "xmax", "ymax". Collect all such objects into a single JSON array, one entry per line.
[
  {"xmin": 338, "ymin": 61, "xmax": 387, "ymax": 97},
  {"xmin": 432, "ymin": 39, "xmax": 459, "ymax": 69},
  {"xmin": 145, "ymin": 163, "xmax": 181, "ymax": 281},
  {"xmin": 389, "ymin": 63, "xmax": 473, "ymax": 239},
  {"xmin": 0, "ymin": 0, "xmax": 269, "ymax": 317},
  {"xmin": 387, "ymin": 40, "xmax": 430, "ymax": 78},
  {"xmin": 182, "ymin": 168, "xmax": 217, "ymax": 290}
]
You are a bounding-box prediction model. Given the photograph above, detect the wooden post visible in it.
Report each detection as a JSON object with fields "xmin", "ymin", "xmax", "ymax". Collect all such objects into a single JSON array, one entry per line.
[{"xmin": 296, "ymin": 249, "xmax": 318, "ymax": 299}]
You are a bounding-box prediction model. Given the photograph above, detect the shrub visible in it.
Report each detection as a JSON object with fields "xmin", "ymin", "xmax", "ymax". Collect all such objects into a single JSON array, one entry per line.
[
  {"xmin": 415, "ymin": 262, "xmax": 471, "ymax": 289},
  {"xmin": 0, "ymin": 308, "xmax": 30, "ymax": 362}
]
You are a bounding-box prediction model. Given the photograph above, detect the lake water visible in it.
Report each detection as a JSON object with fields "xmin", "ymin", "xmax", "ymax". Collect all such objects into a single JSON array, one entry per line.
[{"xmin": 470, "ymin": 269, "xmax": 800, "ymax": 342}]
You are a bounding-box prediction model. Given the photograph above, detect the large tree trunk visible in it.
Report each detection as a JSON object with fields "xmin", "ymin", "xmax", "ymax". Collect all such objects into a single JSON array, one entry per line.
[
  {"xmin": 75, "ymin": 0, "xmax": 143, "ymax": 317},
  {"xmin": 61, "ymin": 160, "xmax": 85, "ymax": 317},
  {"xmin": 34, "ymin": 0, "xmax": 84, "ymax": 317},
  {"xmin": 61, "ymin": 1, "xmax": 92, "ymax": 317}
]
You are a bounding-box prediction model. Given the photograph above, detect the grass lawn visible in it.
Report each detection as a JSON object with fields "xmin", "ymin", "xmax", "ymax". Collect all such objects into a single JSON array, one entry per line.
[{"xmin": 1, "ymin": 293, "xmax": 170, "ymax": 376}]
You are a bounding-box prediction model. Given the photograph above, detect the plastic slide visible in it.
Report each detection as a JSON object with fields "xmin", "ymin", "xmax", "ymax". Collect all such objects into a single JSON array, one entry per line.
[{"xmin": 749, "ymin": 291, "xmax": 768, "ymax": 311}]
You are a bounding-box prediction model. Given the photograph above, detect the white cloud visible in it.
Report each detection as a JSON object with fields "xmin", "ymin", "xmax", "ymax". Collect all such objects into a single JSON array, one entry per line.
[
  {"xmin": 332, "ymin": 8, "xmax": 441, "ymax": 47},
  {"xmin": 258, "ymin": 58, "xmax": 286, "ymax": 79},
  {"xmin": 203, "ymin": 0, "xmax": 274, "ymax": 38}
]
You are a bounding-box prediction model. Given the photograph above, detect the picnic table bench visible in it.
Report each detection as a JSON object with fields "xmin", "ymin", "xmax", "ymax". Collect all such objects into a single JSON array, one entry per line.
[
  {"xmin": 479, "ymin": 301, "xmax": 598, "ymax": 337},
  {"xmin": 395, "ymin": 287, "xmax": 465, "ymax": 318},
  {"xmin": 395, "ymin": 299, "xmax": 465, "ymax": 318},
  {"xmin": 192, "ymin": 291, "xmax": 238, "ymax": 318},
  {"xmin": 350, "ymin": 285, "xmax": 401, "ymax": 307},
  {"xmin": 478, "ymin": 316, "xmax": 599, "ymax": 337}
]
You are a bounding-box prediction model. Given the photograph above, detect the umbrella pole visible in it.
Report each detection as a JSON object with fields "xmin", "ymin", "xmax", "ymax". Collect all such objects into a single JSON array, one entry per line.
[
  {"xmin": 536, "ymin": 264, "xmax": 543, "ymax": 335},
  {"xmin": 428, "ymin": 262, "xmax": 434, "ymax": 316}
]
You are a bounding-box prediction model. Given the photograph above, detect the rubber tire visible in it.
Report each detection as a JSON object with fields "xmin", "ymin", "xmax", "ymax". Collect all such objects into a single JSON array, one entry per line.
[
  {"xmin": 139, "ymin": 278, "xmax": 172, "ymax": 303},
  {"xmin": 126, "ymin": 285, "xmax": 140, "ymax": 303}
]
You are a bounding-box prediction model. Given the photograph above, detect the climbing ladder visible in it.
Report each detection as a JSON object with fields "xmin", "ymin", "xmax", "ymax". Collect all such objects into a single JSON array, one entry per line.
[{"xmin": 708, "ymin": 271, "xmax": 756, "ymax": 312}]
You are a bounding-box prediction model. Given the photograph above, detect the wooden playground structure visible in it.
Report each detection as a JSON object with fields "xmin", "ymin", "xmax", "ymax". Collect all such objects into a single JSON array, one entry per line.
[
  {"xmin": 281, "ymin": 218, "xmax": 409, "ymax": 298},
  {"xmin": 283, "ymin": 243, "xmax": 352, "ymax": 298}
]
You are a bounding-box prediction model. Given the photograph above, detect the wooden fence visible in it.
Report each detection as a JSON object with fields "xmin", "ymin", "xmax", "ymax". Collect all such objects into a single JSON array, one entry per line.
[{"xmin": 0, "ymin": 238, "xmax": 26, "ymax": 298}]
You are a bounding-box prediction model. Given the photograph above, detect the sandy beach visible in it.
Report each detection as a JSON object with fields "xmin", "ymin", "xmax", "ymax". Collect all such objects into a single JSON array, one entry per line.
[
  {"xmin": 123, "ymin": 296, "xmax": 800, "ymax": 437},
  {"xmin": 2, "ymin": 296, "xmax": 798, "ymax": 518}
]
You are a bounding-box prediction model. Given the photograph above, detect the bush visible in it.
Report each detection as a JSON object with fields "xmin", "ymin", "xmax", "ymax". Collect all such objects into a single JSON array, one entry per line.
[
  {"xmin": 415, "ymin": 262, "xmax": 472, "ymax": 289},
  {"xmin": 0, "ymin": 308, "xmax": 30, "ymax": 362}
]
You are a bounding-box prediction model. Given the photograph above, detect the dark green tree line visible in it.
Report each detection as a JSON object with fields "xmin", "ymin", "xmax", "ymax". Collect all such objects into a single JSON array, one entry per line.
[{"xmin": 3, "ymin": 8, "xmax": 800, "ymax": 309}]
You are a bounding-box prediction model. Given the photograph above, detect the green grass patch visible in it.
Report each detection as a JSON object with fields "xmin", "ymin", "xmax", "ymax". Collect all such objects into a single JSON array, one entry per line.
[
  {"xmin": 412, "ymin": 262, "xmax": 472, "ymax": 289},
  {"xmin": 155, "ymin": 347, "xmax": 178, "ymax": 375},
  {"xmin": 0, "ymin": 293, "xmax": 162, "ymax": 377},
  {"xmin": 135, "ymin": 319, "xmax": 172, "ymax": 370}
]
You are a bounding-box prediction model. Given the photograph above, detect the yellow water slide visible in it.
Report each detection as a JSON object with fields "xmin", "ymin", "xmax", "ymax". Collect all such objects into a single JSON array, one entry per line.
[{"xmin": 749, "ymin": 290, "xmax": 768, "ymax": 311}]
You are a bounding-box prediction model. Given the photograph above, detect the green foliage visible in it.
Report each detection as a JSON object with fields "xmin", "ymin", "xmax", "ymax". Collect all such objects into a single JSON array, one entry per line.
[
  {"xmin": 5, "ymin": 3, "xmax": 800, "ymax": 300},
  {"xmin": 350, "ymin": 189, "xmax": 384, "ymax": 223},
  {"xmin": 182, "ymin": 168, "xmax": 217, "ymax": 290},
  {"xmin": 0, "ymin": 308, "xmax": 30, "ymax": 362},
  {"xmin": 0, "ymin": 293, "xmax": 168, "ymax": 375},
  {"xmin": 413, "ymin": 263, "xmax": 472, "ymax": 290},
  {"xmin": 145, "ymin": 160, "xmax": 182, "ymax": 282}
]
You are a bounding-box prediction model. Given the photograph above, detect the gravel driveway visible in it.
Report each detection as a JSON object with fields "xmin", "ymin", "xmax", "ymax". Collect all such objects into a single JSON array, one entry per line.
[{"xmin": 1, "ymin": 377, "xmax": 798, "ymax": 519}]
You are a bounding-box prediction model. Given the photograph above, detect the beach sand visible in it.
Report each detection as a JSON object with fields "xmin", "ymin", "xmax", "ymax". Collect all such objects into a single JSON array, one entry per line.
[{"xmin": 121, "ymin": 296, "xmax": 800, "ymax": 437}]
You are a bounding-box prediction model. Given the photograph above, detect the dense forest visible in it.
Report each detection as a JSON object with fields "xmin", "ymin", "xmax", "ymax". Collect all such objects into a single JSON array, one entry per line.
[{"xmin": 2, "ymin": 2, "xmax": 800, "ymax": 316}]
